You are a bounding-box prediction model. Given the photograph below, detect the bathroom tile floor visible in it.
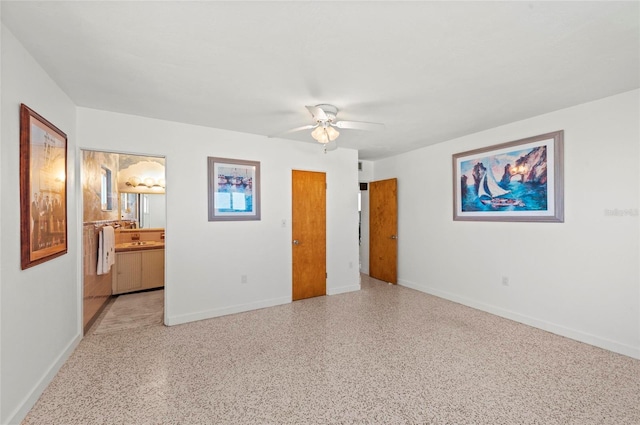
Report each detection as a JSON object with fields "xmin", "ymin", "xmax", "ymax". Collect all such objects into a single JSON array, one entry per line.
[{"xmin": 90, "ymin": 289, "xmax": 164, "ymax": 335}]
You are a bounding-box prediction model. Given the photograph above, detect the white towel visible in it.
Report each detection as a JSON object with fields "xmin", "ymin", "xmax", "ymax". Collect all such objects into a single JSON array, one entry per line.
[{"xmin": 97, "ymin": 225, "xmax": 116, "ymax": 275}]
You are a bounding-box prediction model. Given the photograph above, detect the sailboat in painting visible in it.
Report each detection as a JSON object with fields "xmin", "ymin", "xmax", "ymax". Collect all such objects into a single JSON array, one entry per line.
[{"xmin": 477, "ymin": 167, "xmax": 525, "ymax": 207}]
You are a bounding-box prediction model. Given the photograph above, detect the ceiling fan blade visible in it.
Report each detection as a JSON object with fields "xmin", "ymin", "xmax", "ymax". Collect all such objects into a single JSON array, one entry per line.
[
  {"xmin": 333, "ymin": 120, "xmax": 385, "ymax": 131},
  {"xmin": 269, "ymin": 124, "xmax": 317, "ymax": 138},
  {"xmin": 305, "ymin": 105, "xmax": 328, "ymax": 121}
]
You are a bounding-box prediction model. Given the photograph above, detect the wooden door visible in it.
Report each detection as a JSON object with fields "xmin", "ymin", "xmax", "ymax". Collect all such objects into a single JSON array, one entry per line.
[
  {"xmin": 369, "ymin": 178, "xmax": 398, "ymax": 284},
  {"xmin": 292, "ymin": 170, "xmax": 326, "ymax": 300}
]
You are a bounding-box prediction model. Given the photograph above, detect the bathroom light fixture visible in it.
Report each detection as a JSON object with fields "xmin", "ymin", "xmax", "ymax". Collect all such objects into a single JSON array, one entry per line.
[
  {"xmin": 126, "ymin": 176, "xmax": 165, "ymax": 189},
  {"xmin": 127, "ymin": 176, "xmax": 142, "ymax": 187}
]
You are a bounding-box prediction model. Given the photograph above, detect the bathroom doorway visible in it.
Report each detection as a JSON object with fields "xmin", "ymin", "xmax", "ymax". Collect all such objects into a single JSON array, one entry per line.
[{"xmin": 81, "ymin": 149, "xmax": 167, "ymax": 334}]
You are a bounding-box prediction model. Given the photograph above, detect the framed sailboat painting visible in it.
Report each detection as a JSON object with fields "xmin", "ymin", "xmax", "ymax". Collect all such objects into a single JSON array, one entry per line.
[{"xmin": 452, "ymin": 130, "xmax": 564, "ymax": 222}]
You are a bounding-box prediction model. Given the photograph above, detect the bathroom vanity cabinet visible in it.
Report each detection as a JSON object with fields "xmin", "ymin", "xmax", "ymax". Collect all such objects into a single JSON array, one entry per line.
[{"xmin": 112, "ymin": 249, "xmax": 165, "ymax": 295}]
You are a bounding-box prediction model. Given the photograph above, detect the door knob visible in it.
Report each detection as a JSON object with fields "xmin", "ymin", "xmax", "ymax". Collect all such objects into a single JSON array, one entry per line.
[
  {"xmin": 390, "ymin": 235, "xmax": 398, "ymax": 240},
  {"xmin": 292, "ymin": 240, "xmax": 300, "ymax": 245}
]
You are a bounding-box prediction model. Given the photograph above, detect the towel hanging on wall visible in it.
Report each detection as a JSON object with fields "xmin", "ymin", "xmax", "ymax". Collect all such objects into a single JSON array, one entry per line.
[{"xmin": 97, "ymin": 225, "xmax": 115, "ymax": 275}]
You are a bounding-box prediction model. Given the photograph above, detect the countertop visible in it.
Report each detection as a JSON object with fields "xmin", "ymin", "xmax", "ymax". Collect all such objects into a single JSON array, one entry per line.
[{"xmin": 115, "ymin": 241, "xmax": 165, "ymax": 253}]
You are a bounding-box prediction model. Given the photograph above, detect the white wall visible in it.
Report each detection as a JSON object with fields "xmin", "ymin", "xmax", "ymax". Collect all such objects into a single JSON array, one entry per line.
[
  {"xmin": 0, "ymin": 9, "xmax": 4, "ymax": 423},
  {"xmin": 76, "ymin": 108, "xmax": 361, "ymax": 326},
  {"xmin": 374, "ymin": 90, "xmax": 640, "ymax": 359},
  {"xmin": 1, "ymin": 10, "xmax": 4, "ymax": 423},
  {"xmin": 1, "ymin": 26, "xmax": 80, "ymax": 424}
]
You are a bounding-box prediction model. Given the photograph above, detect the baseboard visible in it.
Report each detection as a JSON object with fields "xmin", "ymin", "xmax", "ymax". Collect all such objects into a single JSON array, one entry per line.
[
  {"xmin": 5, "ymin": 332, "xmax": 82, "ymax": 425},
  {"xmin": 165, "ymin": 296, "xmax": 291, "ymax": 326},
  {"xmin": 166, "ymin": 283, "xmax": 362, "ymax": 326},
  {"xmin": 83, "ymin": 294, "xmax": 114, "ymax": 335},
  {"xmin": 398, "ymin": 278, "xmax": 640, "ymax": 360},
  {"xmin": 327, "ymin": 283, "xmax": 361, "ymax": 295}
]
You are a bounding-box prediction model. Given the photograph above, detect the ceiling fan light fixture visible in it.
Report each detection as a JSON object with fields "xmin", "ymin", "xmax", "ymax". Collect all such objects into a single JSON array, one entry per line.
[
  {"xmin": 325, "ymin": 125, "xmax": 339, "ymax": 141},
  {"xmin": 311, "ymin": 125, "xmax": 324, "ymax": 141},
  {"xmin": 275, "ymin": 103, "xmax": 381, "ymax": 149},
  {"xmin": 311, "ymin": 126, "xmax": 328, "ymax": 144},
  {"xmin": 311, "ymin": 124, "xmax": 339, "ymax": 144}
]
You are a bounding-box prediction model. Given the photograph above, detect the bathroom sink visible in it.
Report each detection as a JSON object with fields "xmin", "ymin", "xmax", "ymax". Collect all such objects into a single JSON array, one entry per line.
[{"xmin": 115, "ymin": 241, "xmax": 164, "ymax": 251}]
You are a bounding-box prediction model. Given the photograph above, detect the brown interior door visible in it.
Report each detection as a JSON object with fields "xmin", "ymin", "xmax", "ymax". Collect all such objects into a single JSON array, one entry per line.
[
  {"xmin": 369, "ymin": 178, "xmax": 398, "ymax": 284},
  {"xmin": 292, "ymin": 170, "xmax": 326, "ymax": 300}
]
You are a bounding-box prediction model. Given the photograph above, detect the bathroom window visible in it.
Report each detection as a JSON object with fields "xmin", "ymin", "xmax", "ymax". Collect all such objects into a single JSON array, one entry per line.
[{"xmin": 101, "ymin": 166, "xmax": 113, "ymax": 211}]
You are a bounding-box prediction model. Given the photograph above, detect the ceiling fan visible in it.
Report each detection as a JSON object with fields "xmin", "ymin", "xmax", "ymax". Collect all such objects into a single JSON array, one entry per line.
[{"xmin": 273, "ymin": 104, "xmax": 385, "ymax": 153}]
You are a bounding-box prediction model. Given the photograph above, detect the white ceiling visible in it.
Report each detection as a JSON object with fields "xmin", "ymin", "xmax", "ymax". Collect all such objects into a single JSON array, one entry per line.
[{"xmin": 2, "ymin": 1, "xmax": 638, "ymax": 160}]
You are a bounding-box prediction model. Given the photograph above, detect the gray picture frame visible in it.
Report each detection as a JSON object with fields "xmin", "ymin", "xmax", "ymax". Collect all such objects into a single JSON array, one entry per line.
[
  {"xmin": 208, "ymin": 156, "xmax": 261, "ymax": 221},
  {"xmin": 452, "ymin": 130, "xmax": 564, "ymax": 222}
]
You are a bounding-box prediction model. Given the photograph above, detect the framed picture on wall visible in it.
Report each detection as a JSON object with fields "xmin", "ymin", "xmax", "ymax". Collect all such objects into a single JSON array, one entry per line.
[
  {"xmin": 452, "ymin": 130, "xmax": 564, "ymax": 222},
  {"xmin": 20, "ymin": 104, "xmax": 68, "ymax": 269},
  {"xmin": 207, "ymin": 156, "xmax": 261, "ymax": 221}
]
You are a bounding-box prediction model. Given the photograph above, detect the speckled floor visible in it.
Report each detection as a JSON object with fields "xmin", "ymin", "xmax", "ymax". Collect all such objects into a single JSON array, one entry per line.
[{"xmin": 22, "ymin": 275, "xmax": 640, "ymax": 424}]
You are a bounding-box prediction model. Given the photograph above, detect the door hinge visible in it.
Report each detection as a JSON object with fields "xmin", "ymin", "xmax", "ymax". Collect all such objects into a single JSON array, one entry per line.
[{"xmin": 326, "ymin": 272, "xmax": 328, "ymax": 279}]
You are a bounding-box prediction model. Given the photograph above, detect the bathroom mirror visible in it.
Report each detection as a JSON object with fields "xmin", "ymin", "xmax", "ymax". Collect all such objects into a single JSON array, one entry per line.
[
  {"xmin": 120, "ymin": 193, "xmax": 138, "ymax": 221},
  {"xmin": 140, "ymin": 194, "xmax": 166, "ymax": 229},
  {"xmin": 120, "ymin": 193, "xmax": 165, "ymax": 229}
]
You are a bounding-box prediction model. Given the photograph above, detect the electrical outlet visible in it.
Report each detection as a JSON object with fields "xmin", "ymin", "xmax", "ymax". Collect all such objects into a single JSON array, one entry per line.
[
  {"xmin": 502, "ymin": 276, "xmax": 509, "ymax": 286},
  {"xmin": 241, "ymin": 275, "xmax": 248, "ymax": 284}
]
